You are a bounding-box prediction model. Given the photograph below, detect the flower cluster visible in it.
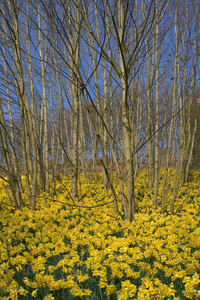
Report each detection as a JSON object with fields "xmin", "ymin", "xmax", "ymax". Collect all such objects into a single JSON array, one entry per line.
[{"xmin": 0, "ymin": 171, "xmax": 200, "ymax": 299}]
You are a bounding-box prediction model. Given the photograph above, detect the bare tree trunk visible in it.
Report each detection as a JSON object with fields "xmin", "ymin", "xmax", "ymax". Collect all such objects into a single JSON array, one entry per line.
[
  {"xmin": 1, "ymin": 6, "xmax": 24, "ymax": 204},
  {"xmin": 37, "ymin": 4, "xmax": 49, "ymax": 192},
  {"xmin": 161, "ymin": 8, "xmax": 180, "ymax": 212},
  {"xmin": 153, "ymin": 0, "xmax": 159, "ymax": 208},
  {"xmin": 67, "ymin": 1, "xmax": 81, "ymax": 202},
  {"xmin": 7, "ymin": 0, "xmax": 36, "ymax": 208},
  {"xmin": 145, "ymin": 41, "xmax": 154, "ymax": 188},
  {"xmin": 184, "ymin": 7, "xmax": 198, "ymax": 182},
  {"xmin": 0, "ymin": 99, "xmax": 22, "ymax": 208},
  {"xmin": 118, "ymin": 0, "xmax": 135, "ymax": 220},
  {"xmin": 26, "ymin": 1, "xmax": 38, "ymax": 200},
  {"xmin": 82, "ymin": 93, "xmax": 119, "ymax": 215}
]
